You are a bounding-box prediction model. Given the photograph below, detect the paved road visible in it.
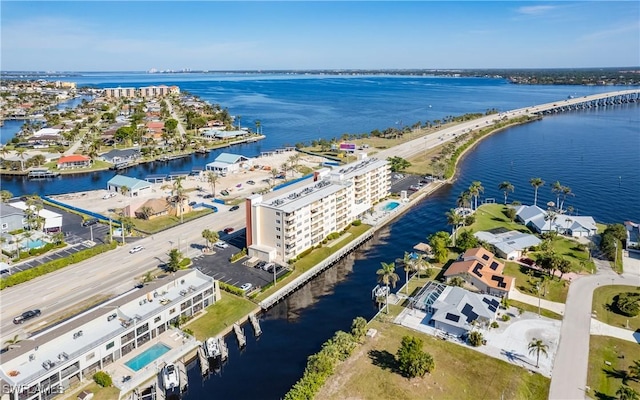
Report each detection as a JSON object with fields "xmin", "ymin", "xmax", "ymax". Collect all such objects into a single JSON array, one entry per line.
[
  {"xmin": 0, "ymin": 204, "xmax": 246, "ymax": 340},
  {"xmin": 549, "ymin": 255, "xmax": 640, "ymax": 400}
]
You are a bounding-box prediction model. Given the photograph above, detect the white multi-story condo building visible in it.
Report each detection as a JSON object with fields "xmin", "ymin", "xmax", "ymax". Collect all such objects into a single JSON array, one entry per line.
[
  {"xmin": 139, "ymin": 85, "xmax": 180, "ymax": 98},
  {"xmin": 245, "ymin": 155, "xmax": 390, "ymax": 263},
  {"xmin": 103, "ymin": 87, "xmax": 137, "ymax": 98},
  {"xmin": 0, "ymin": 270, "xmax": 219, "ymax": 400}
]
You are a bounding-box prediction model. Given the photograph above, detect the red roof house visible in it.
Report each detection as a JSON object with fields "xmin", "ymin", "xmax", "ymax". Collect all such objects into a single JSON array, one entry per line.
[{"xmin": 57, "ymin": 155, "xmax": 91, "ymax": 169}]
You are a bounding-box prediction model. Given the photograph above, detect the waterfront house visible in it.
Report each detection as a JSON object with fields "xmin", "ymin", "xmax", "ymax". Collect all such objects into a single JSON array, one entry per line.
[
  {"xmin": 57, "ymin": 155, "xmax": 91, "ymax": 170},
  {"xmin": 515, "ymin": 204, "xmax": 597, "ymax": 237},
  {"xmin": 205, "ymin": 152, "xmax": 254, "ymax": 175},
  {"xmin": 412, "ymin": 281, "xmax": 499, "ymax": 338},
  {"xmin": 100, "ymin": 149, "xmax": 140, "ymax": 165},
  {"xmin": 202, "ymin": 129, "xmax": 246, "ymax": 140},
  {"xmin": 107, "ymin": 175, "xmax": 152, "ymax": 197},
  {"xmin": 0, "ymin": 269, "xmax": 218, "ymax": 400},
  {"xmin": 246, "ymin": 155, "xmax": 390, "ymax": 263},
  {"xmin": 145, "ymin": 121, "xmax": 165, "ymax": 139},
  {"xmin": 0, "ymin": 204, "xmax": 26, "ymax": 233},
  {"xmin": 474, "ymin": 230, "xmax": 541, "ymax": 260},
  {"xmin": 32, "ymin": 128, "xmax": 61, "ymax": 138},
  {"xmin": 443, "ymin": 247, "xmax": 514, "ymax": 298}
]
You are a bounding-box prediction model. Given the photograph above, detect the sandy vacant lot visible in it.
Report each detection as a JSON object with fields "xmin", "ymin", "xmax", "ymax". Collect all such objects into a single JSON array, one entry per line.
[{"xmin": 51, "ymin": 151, "xmax": 330, "ymax": 216}]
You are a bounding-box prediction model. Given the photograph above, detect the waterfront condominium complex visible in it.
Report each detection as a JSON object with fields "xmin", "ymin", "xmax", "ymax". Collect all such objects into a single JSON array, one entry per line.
[
  {"xmin": 103, "ymin": 85, "xmax": 180, "ymax": 99},
  {"xmin": 0, "ymin": 270, "xmax": 219, "ymax": 400},
  {"xmin": 245, "ymin": 154, "xmax": 390, "ymax": 263}
]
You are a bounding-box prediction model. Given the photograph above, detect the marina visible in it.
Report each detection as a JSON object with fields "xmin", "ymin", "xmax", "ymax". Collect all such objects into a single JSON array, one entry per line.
[{"xmin": 26, "ymin": 168, "xmax": 60, "ymax": 179}]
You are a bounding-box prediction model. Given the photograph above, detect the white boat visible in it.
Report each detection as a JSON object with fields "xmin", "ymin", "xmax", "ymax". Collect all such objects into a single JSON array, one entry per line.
[
  {"xmin": 203, "ymin": 337, "xmax": 221, "ymax": 359},
  {"xmin": 162, "ymin": 363, "xmax": 180, "ymax": 390}
]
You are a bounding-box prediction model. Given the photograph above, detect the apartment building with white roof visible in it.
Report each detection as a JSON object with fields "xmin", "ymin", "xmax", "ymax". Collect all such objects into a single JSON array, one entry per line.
[{"xmin": 245, "ymin": 155, "xmax": 390, "ymax": 263}]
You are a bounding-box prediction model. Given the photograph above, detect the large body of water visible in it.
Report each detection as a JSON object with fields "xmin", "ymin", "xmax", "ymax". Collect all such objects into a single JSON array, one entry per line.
[{"xmin": 1, "ymin": 74, "xmax": 638, "ymax": 399}]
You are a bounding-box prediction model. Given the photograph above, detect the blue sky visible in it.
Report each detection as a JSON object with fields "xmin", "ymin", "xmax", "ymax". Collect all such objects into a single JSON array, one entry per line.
[{"xmin": 2, "ymin": 1, "xmax": 638, "ymax": 71}]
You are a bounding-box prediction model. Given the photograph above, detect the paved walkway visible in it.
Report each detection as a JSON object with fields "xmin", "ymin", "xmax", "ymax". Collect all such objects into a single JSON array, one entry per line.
[
  {"xmin": 590, "ymin": 319, "xmax": 640, "ymax": 343},
  {"xmin": 508, "ymin": 289, "xmax": 566, "ymax": 315}
]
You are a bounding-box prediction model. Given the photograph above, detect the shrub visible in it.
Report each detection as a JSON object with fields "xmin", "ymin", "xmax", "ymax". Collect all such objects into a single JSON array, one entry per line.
[
  {"xmin": 219, "ymin": 282, "xmax": 245, "ymax": 296},
  {"xmin": 351, "ymin": 219, "xmax": 362, "ymax": 226},
  {"xmin": 396, "ymin": 335, "xmax": 435, "ymax": 378},
  {"xmin": 93, "ymin": 371, "xmax": 112, "ymax": 387},
  {"xmin": 179, "ymin": 258, "xmax": 191, "ymax": 268},
  {"xmin": 468, "ymin": 331, "xmax": 484, "ymax": 347},
  {"xmin": 614, "ymin": 292, "xmax": 640, "ymax": 317},
  {"xmin": 491, "ymin": 321, "xmax": 499, "ymax": 329},
  {"xmin": 501, "ymin": 314, "xmax": 511, "ymax": 322}
]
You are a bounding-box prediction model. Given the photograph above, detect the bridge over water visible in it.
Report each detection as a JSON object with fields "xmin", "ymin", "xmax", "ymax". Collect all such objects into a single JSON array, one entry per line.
[{"xmin": 516, "ymin": 89, "xmax": 640, "ymax": 116}]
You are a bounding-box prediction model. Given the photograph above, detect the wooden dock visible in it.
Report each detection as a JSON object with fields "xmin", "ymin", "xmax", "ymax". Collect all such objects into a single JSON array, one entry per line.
[
  {"xmin": 155, "ymin": 372, "xmax": 166, "ymax": 400},
  {"xmin": 233, "ymin": 323, "xmax": 246, "ymax": 348},
  {"xmin": 197, "ymin": 345, "xmax": 209, "ymax": 376},
  {"xmin": 177, "ymin": 360, "xmax": 188, "ymax": 393},
  {"xmin": 249, "ymin": 313, "xmax": 262, "ymax": 337},
  {"xmin": 218, "ymin": 336, "xmax": 229, "ymax": 361}
]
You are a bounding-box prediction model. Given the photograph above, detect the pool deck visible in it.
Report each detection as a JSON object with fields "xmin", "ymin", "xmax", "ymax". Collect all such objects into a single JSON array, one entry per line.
[{"xmin": 104, "ymin": 328, "xmax": 199, "ymax": 399}]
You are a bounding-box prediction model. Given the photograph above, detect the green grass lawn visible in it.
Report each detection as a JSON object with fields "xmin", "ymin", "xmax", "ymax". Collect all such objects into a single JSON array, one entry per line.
[
  {"xmin": 315, "ymin": 320, "xmax": 550, "ymax": 400},
  {"xmin": 592, "ymin": 285, "xmax": 640, "ymax": 331},
  {"xmin": 66, "ymin": 382, "xmax": 120, "ymax": 400},
  {"xmin": 43, "ymin": 159, "xmax": 112, "ymax": 172},
  {"xmin": 131, "ymin": 209, "xmax": 212, "ymax": 234},
  {"xmin": 545, "ymin": 236, "xmax": 594, "ymax": 273},
  {"xmin": 186, "ymin": 293, "xmax": 257, "ymax": 341},
  {"xmin": 509, "ymin": 299, "xmax": 563, "ymax": 320},
  {"xmin": 587, "ymin": 336, "xmax": 640, "ymax": 400},
  {"xmin": 465, "ymin": 204, "xmax": 531, "ymax": 234},
  {"xmin": 504, "ymin": 262, "xmax": 569, "ymax": 303}
]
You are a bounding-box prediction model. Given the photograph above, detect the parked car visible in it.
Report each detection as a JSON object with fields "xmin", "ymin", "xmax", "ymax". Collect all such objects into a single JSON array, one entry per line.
[
  {"xmin": 102, "ymin": 192, "xmax": 117, "ymax": 199},
  {"xmin": 129, "ymin": 245, "xmax": 144, "ymax": 254},
  {"xmin": 246, "ymin": 180, "xmax": 255, "ymax": 185},
  {"xmin": 229, "ymin": 205, "xmax": 240, "ymax": 212},
  {"xmin": 220, "ymin": 190, "xmax": 229, "ymax": 196},
  {"xmin": 224, "ymin": 227, "xmax": 234, "ymax": 234},
  {"xmin": 240, "ymin": 283, "xmax": 253, "ymax": 292},
  {"xmin": 262, "ymin": 262, "xmax": 275, "ymax": 272},
  {"xmin": 214, "ymin": 241, "xmax": 229, "ymax": 249},
  {"xmin": 188, "ymin": 201, "xmax": 197, "ymax": 207},
  {"xmin": 82, "ymin": 218, "xmax": 98, "ymax": 227},
  {"xmin": 203, "ymin": 194, "xmax": 214, "ymax": 199},
  {"xmin": 13, "ymin": 309, "xmax": 41, "ymax": 324}
]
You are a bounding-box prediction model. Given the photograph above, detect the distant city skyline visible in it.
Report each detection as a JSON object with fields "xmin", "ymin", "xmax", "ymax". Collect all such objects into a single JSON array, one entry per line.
[{"xmin": 2, "ymin": 1, "xmax": 639, "ymax": 71}]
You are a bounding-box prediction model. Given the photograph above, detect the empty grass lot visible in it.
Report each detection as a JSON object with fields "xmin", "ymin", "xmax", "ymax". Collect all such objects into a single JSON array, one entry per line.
[
  {"xmin": 131, "ymin": 209, "xmax": 212, "ymax": 234},
  {"xmin": 187, "ymin": 293, "xmax": 257, "ymax": 341},
  {"xmin": 587, "ymin": 336, "xmax": 640, "ymax": 400},
  {"xmin": 315, "ymin": 320, "xmax": 550, "ymax": 400},
  {"xmin": 465, "ymin": 203, "xmax": 530, "ymax": 233},
  {"xmin": 505, "ymin": 262, "xmax": 569, "ymax": 304},
  {"xmin": 67, "ymin": 382, "xmax": 120, "ymax": 400},
  {"xmin": 592, "ymin": 285, "xmax": 640, "ymax": 331}
]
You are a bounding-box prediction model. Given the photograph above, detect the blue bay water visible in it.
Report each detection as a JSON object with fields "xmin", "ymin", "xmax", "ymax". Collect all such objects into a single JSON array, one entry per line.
[{"xmin": 1, "ymin": 74, "xmax": 638, "ymax": 399}]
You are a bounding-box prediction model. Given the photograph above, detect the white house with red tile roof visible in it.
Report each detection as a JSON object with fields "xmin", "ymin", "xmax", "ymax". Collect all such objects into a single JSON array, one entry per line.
[{"xmin": 57, "ymin": 155, "xmax": 91, "ymax": 169}]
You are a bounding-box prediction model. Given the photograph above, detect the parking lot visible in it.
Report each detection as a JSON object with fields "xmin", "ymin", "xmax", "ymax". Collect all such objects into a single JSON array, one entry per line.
[
  {"xmin": 389, "ymin": 173, "xmax": 432, "ymax": 194},
  {"xmin": 191, "ymin": 230, "xmax": 289, "ymax": 290}
]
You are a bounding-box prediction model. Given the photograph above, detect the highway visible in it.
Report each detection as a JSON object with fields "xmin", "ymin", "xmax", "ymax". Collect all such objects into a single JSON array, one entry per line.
[{"xmin": 0, "ymin": 205, "xmax": 246, "ymax": 340}]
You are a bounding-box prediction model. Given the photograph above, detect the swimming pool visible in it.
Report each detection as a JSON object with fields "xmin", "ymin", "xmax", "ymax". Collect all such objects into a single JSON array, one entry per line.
[
  {"xmin": 381, "ymin": 202, "xmax": 400, "ymax": 212},
  {"xmin": 125, "ymin": 343, "xmax": 171, "ymax": 371},
  {"xmin": 23, "ymin": 239, "xmax": 45, "ymax": 249}
]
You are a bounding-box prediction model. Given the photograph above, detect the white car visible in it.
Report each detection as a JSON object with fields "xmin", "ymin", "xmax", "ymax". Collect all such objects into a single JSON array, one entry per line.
[
  {"xmin": 240, "ymin": 283, "xmax": 253, "ymax": 292},
  {"xmin": 102, "ymin": 192, "xmax": 117, "ymax": 199},
  {"xmin": 214, "ymin": 241, "xmax": 229, "ymax": 249},
  {"xmin": 129, "ymin": 245, "xmax": 144, "ymax": 254}
]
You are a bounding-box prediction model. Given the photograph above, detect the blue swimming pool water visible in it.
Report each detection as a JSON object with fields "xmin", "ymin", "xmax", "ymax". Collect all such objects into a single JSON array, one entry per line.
[
  {"xmin": 24, "ymin": 239, "xmax": 45, "ymax": 249},
  {"xmin": 125, "ymin": 343, "xmax": 171, "ymax": 371},
  {"xmin": 381, "ymin": 202, "xmax": 400, "ymax": 212}
]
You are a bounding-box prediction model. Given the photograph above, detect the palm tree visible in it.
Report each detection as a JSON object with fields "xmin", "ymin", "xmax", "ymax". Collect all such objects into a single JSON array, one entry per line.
[
  {"xmin": 456, "ymin": 190, "xmax": 472, "ymax": 209},
  {"xmin": 559, "ymin": 185, "xmax": 574, "ymax": 212},
  {"xmin": 52, "ymin": 231, "xmax": 65, "ymax": 245},
  {"xmin": 551, "ymin": 181, "xmax": 563, "ymax": 209},
  {"xmin": 15, "ymin": 148, "xmax": 27, "ymax": 171},
  {"xmin": 202, "ymin": 229, "xmax": 219, "ymax": 250},
  {"xmin": 206, "ymin": 171, "xmax": 219, "ymax": 197},
  {"xmin": 1, "ymin": 190, "xmax": 13, "ymax": 203},
  {"xmin": 616, "ymin": 385, "xmax": 639, "ymax": 400},
  {"xmin": 402, "ymin": 252, "xmax": 415, "ymax": 294},
  {"xmin": 498, "ymin": 181, "xmax": 515, "ymax": 205},
  {"xmin": 171, "ymin": 177, "xmax": 188, "ymax": 224},
  {"xmin": 468, "ymin": 181, "xmax": 484, "ymax": 210},
  {"xmin": 529, "ymin": 178, "xmax": 544, "ymax": 206},
  {"xmin": 120, "ymin": 185, "xmax": 130, "ymax": 197},
  {"xmin": 376, "ymin": 262, "xmax": 400, "ymax": 290},
  {"xmin": 254, "ymin": 119, "xmax": 262, "ymax": 135},
  {"xmin": 3, "ymin": 334, "xmax": 22, "ymax": 351},
  {"xmin": 270, "ymin": 168, "xmax": 280, "ymax": 187},
  {"xmin": 138, "ymin": 206, "xmax": 153, "ymax": 220},
  {"xmin": 545, "ymin": 210, "xmax": 558, "ymax": 234},
  {"xmin": 288, "ymin": 153, "xmax": 301, "ymax": 177},
  {"xmin": 528, "ymin": 338, "xmax": 549, "ymax": 368},
  {"xmin": 449, "ymin": 276, "xmax": 465, "ymax": 287},
  {"xmin": 445, "ymin": 209, "xmax": 464, "ymax": 246}
]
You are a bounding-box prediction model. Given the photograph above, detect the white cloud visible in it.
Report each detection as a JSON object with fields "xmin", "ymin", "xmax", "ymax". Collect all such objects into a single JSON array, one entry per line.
[
  {"xmin": 578, "ymin": 21, "xmax": 640, "ymax": 42},
  {"xmin": 516, "ymin": 5, "xmax": 557, "ymax": 15}
]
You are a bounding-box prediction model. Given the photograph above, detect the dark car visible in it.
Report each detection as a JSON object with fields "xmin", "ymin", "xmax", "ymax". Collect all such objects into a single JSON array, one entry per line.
[
  {"xmin": 246, "ymin": 180, "xmax": 255, "ymax": 185},
  {"xmin": 13, "ymin": 309, "xmax": 41, "ymax": 324},
  {"xmin": 203, "ymin": 194, "xmax": 214, "ymax": 199},
  {"xmin": 229, "ymin": 205, "xmax": 240, "ymax": 211},
  {"xmin": 82, "ymin": 218, "xmax": 98, "ymax": 227},
  {"xmin": 188, "ymin": 201, "xmax": 197, "ymax": 207},
  {"xmin": 224, "ymin": 227, "xmax": 234, "ymax": 234},
  {"xmin": 220, "ymin": 190, "xmax": 230, "ymax": 196}
]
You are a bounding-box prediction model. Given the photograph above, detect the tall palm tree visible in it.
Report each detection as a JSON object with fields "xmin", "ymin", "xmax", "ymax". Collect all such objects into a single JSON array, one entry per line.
[
  {"xmin": 528, "ymin": 338, "xmax": 549, "ymax": 368},
  {"xmin": 120, "ymin": 185, "xmax": 130, "ymax": 197},
  {"xmin": 402, "ymin": 252, "xmax": 415, "ymax": 294},
  {"xmin": 559, "ymin": 185, "xmax": 574, "ymax": 212},
  {"xmin": 468, "ymin": 181, "xmax": 484, "ymax": 210},
  {"xmin": 445, "ymin": 209, "xmax": 464, "ymax": 246},
  {"xmin": 206, "ymin": 171, "xmax": 219, "ymax": 197},
  {"xmin": 254, "ymin": 119, "xmax": 262, "ymax": 135},
  {"xmin": 456, "ymin": 190, "xmax": 472, "ymax": 209},
  {"xmin": 3, "ymin": 334, "xmax": 22, "ymax": 350},
  {"xmin": 545, "ymin": 210, "xmax": 558, "ymax": 234},
  {"xmin": 616, "ymin": 385, "xmax": 639, "ymax": 400},
  {"xmin": 376, "ymin": 262, "xmax": 399, "ymax": 290},
  {"xmin": 15, "ymin": 149, "xmax": 27, "ymax": 171},
  {"xmin": 551, "ymin": 181, "xmax": 563, "ymax": 209},
  {"xmin": 171, "ymin": 177, "xmax": 188, "ymax": 224},
  {"xmin": 498, "ymin": 181, "xmax": 515, "ymax": 205},
  {"xmin": 529, "ymin": 178, "xmax": 544, "ymax": 206}
]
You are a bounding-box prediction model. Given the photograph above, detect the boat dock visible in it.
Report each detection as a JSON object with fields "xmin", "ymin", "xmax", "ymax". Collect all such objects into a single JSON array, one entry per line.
[
  {"xmin": 233, "ymin": 323, "xmax": 246, "ymax": 348},
  {"xmin": 177, "ymin": 361, "xmax": 188, "ymax": 393},
  {"xmin": 197, "ymin": 345, "xmax": 209, "ymax": 376},
  {"xmin": 249, "ymin": 313, "xmax": 262, "ymax": 337},
  {"xmin": 155, "ymin": 369, "xmax": 166, "ymax": 400},
  {"xmin": 27, "ymin": 168, "xmax": 60, "ymax": 179},
  {"xmin": 218, "ymin": 336, "xmax": 229, "ymax": 361}
]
